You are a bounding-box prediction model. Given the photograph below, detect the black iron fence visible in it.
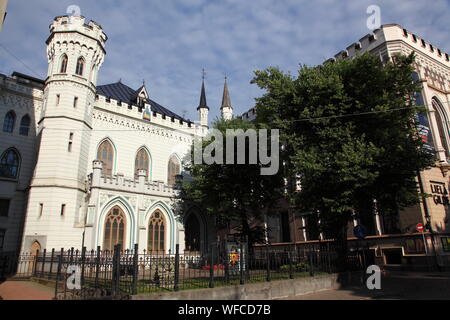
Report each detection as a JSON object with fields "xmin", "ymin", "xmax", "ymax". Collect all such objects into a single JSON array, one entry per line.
[{"xmin": 1, "ymin": 241, "xmax": 367, "ymax": 299}]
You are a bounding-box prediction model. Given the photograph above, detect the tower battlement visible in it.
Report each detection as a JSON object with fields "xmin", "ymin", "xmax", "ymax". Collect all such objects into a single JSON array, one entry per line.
[{"xmin": 47, "ymin": 15, "xmax": 107, "ymax": 49}]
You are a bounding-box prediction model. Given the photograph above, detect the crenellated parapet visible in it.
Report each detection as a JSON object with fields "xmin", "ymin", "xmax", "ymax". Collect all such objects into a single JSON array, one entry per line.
[
  {"xmin": 90, "ymin": 160, "xmax": 179, "ymax": 198},
  {"xmin": 329, "ymin": 24, "xmax": 450, "ymax": 93}
]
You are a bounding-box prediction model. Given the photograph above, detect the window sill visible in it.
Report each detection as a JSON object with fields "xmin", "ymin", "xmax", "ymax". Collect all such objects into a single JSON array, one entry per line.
[{"xmin": 0, "ymin": 177, "xmax": 19, "ymax": 183}]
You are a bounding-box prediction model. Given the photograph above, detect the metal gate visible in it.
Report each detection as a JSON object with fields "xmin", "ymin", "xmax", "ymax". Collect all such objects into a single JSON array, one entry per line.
[{"xmin": 54, "ymin": 244, "xmax": 137, "ymax": 300}]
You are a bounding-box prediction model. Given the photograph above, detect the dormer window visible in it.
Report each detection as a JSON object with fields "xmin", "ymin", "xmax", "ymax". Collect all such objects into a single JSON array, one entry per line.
[
  {"xmin": 135, "ymin": 85, "xmax": 149, "ymax": 108},
  {"xmin": 75, "ymin": 57, "xmax": 85, "ymax": 76},
  {"xmin": 412, "ymin": 34, "xmax": 417, "ymax": 42},
  {"xmin": 421, "ymin": 39, "xmax": 426, "ymax": 47}
]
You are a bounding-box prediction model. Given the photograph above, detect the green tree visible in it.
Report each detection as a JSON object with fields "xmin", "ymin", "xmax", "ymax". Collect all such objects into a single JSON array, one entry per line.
[
  {"xmin": 251, "ymin": 52, "xmax": 434, "ymax": 266},
  {"xmin": 174, "ymin": 118, "xmax": 285, "ymax": 247}
]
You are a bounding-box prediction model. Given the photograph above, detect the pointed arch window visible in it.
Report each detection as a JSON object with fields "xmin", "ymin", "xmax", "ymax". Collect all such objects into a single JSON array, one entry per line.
[
  {"xmin": 3, "ymin": 111, "xmax": 15, "ymax": 133},
  {"xmin": 135, "ymin": 148, "xmax": 150, "ymax": 178},
  {"xmin": 97, "ymin": 140, "xmax": 114, "ymax": 176},
  {"xmin": 148, "ymin": 210, "xmax": 165, "ymax": 253},
  {"xmin": 432, "ymin": 98, "xmax": 450, "ymax": 158},
  {"xmin": 75, "ymin": 57, "xmax": 85, "ymax": 76},
  {"xmin": 0, "ymin": 149, "xmax": 20, "ymax": 179},
  {"xmin": 167, "ymin": 155, "xmax": 180, "ymax": 186},
  {"xmin": 60, "ymin": 55, "xmax": 68, "ymax": 73},
  {"xmin": 19, "ymin": 115, "xmax": 31, "ymax": 136},
  {"xmin": 103, "ymin": 206, "xmax": 126, "ymax": 251}
]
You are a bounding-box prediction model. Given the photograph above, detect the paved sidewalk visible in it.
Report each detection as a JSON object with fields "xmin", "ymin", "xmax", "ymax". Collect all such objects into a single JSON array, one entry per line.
[
  {"xmin": 0, "ymin": 280, "xmax": 54, "ymax": 300},
  {"xmin": 279, "ymin": 271, "xmax": 450, "ymax": 300}
]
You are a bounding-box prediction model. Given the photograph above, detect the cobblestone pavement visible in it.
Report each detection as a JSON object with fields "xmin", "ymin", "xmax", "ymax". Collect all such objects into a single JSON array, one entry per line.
[
  {"xmin": 0, "ymin": 280, "xmax": 54, "ymax": 300},
  {"xmin": 279, "ymin": 271, "xmax": 450, "ymax": 300}
]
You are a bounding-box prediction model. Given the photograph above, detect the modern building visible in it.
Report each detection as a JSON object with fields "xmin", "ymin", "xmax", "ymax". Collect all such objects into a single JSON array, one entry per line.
[
  {"xmin": 0, "ymin": 14, "xmax": 233, "ymax": 255},
  {"xmin": 241, "ymin": 24, "xmax": 450, "ymax": 269}
]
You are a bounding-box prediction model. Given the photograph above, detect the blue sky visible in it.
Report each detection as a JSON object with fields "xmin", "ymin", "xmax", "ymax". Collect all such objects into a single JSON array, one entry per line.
[{"xmin": 1, "ymin": 0, "xmax": 449, "ymax": 123}]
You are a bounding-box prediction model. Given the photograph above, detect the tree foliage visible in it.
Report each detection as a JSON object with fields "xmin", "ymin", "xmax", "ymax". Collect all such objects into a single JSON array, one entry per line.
[
  {"xmin": 174, "ymin": 118, "xmax": 285, "ymax": 245},
  {"xmin": 251, "ymin": 52, "xmax": 434, "ymax": 242}
]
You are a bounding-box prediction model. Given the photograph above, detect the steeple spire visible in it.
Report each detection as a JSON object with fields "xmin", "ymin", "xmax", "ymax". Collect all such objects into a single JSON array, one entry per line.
[
  {"xmin": 221, "ymin": 76, "xmax": 232, "ymax": 110},
  {"xmin": 197, "ymin": 69, "xmax": 209, "ymax": 110},
  {"xmin": 220, "ymin": 75, "xmax": 233, "ymax": 120},
  {"xmin": 197, "ymin": 69, "xmax": 209, "ymax": 129}
]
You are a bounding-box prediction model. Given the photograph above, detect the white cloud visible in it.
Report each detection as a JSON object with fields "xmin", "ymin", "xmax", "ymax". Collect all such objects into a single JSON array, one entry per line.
[{"xmin": 0, "ymin": 0, "xmax": 449, "ymax": 122}]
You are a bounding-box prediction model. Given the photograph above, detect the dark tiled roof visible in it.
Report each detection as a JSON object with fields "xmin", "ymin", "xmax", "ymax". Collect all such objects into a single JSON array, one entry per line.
[{"xmin": 96, "ymin": 82, "xmax": 188, "ymax": 122}]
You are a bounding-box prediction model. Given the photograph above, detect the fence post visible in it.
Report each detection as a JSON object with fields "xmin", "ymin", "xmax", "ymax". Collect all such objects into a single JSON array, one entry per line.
[
  {"xmin": 244, "ymin": 236, "xmax": 249, "ymax": 282},
  {"xmin": 174, "ymin": 244, "xmax": 180, "ymax": 291},
  {"xmin": 54, "ymin": 249, "xmax": 63, "ymax": 300},
  {"xmin": 80, "ymin": 247, "xmax": 86, "ymax": 287},
  {"xmin": 224, "ymin": 243, "xmax": 230, "ymax": 284},
  {"xmin": 33, "ymin": 250, "xmax": 39, "ymax": 277},
  {"xmin": 132, "ymin": 244, "xmax": 139, "ymax": 295},
  {"xmin": 40, "ymin": 249, "xmax": 47, "ymax": 278},
  {"xmin": 112, "ymin": 244, "xmax": 121, "ymax": 298},
  {"xmin": 95, "ymin": 246, "xmax": 100, "ymax": 289},
  {"xmin": 309, "ymin": 251, "xmax": 314, "ymax": 276},
  {"xmin": 48, "ymin": 249, "xmax": 55, "ymax": 279},
  {"xmin": 265, "ymin": 243, "xmax": 271, "ymax": 282},
  {"xmin": 209, "ymin": 243, "xmax": 215, "ymax": 288},
  {"xmin": 239, "ymin": 241, "xmax": 244, "ymax": 285},
  {"xmin": 288, "ymin": 251, "xmax": 293, "ymax": 279}
]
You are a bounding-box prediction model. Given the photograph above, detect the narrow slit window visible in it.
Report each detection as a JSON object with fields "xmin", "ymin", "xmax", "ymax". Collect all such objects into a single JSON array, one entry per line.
[{"xmin": 61, "ymin": 204, "xmax": 66, "ymax": 216}]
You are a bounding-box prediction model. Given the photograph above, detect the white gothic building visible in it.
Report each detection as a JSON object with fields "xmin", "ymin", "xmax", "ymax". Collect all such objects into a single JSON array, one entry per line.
[{"xmin": 0, "ymin": 14, "xmax": 234, "ymax": 254}]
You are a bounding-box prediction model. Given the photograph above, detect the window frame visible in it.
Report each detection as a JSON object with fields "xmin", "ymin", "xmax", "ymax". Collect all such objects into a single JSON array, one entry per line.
[
  {"xmin": 147, "ymin": 210, "xmax": 166, "ymax": 254},
  {"xmin": 75, "ymin": 57, "xmax": 85, "ymax": 76},
  {"xmin": 3, "ymin": 110, "xmax": 16, "ymax": 133},
  {"xmin": 432, "ymin": 98, "xmax": 450, "ymax": 159},
  {"xmin": 135, "ymin": 148, "xmax": 150, "ymax": 179},
  {"xmin": 60, "ymin": 54, "xmax": 68, "ymax": 73},
  {"xmin": 167, "ymin": 155, "xmax": 180, "ymax": 186},
  {"xmin": 0, "ymin": 148, "xmax": 21, "ymax": 179},
  {"xmin": 103, "ymin": 206, "xmax": 126, "ymax": 251},
  {"xmin": 97, "ymin": 139, "xmax": 115, "ymax": 176},
  {"xmin": 19, "ymin": 114, "xmax": 31, "ymax": 136}
]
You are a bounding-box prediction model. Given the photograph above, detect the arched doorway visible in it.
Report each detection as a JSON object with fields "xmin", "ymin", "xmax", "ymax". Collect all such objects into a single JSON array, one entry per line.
[
  {"xmin": 185, "ymin": 213, "xmax": 201, "ymax": 253},
  {"xmin": 103, "ymin": 206, "xmax": 126, "ymax": 251},
  {"xmin": 28, "ymin": 241, "xmax": 41, "ymax": 274}
]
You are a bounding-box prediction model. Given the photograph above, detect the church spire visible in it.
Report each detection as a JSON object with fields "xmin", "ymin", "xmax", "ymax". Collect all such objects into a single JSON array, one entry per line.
[
  {"xmin": 220, "ymin": 75, "xmax": 233, "ymax": 120},
  {"xmin": 197, "ymin": 69, "xmax": 209, "ymax": 129},
  {"xmin": 197, "ymin": 69, "xmax": 209, "ymax": 110}
]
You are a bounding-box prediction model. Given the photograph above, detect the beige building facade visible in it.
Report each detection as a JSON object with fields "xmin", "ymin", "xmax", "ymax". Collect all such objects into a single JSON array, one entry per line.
[{"xmin": 242, "ymin": 24, "xmax": 450, "ymax": 269}]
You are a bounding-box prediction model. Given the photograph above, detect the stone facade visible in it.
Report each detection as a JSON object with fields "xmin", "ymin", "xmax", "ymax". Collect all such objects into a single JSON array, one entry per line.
[{"xmin": 0, "ymin": 14, "xmax": 233, "ymax": 254}]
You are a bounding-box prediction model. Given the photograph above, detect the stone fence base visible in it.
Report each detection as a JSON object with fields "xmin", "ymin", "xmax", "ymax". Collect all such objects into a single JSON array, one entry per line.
[{"xmin": 131, "ymin": 272, "xmax": 364, "ymax": 300}]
